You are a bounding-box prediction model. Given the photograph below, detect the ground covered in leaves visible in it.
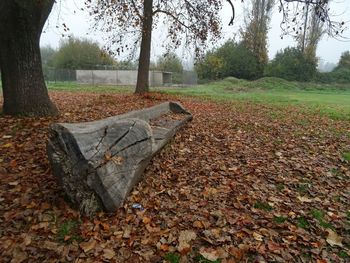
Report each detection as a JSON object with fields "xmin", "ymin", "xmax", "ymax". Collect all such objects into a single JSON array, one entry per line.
[{"xmin": 0, "ymin": 92, "xmax": 349, "ymax": 262}]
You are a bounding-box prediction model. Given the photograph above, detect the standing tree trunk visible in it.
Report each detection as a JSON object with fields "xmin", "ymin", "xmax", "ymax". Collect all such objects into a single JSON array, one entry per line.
[
  {"xmin": 0, "ymin": 0, "xmax": 58, "ymax": 116},
  {"xmin": 135, "ymin": 0, "xmax": 154, "ymax": 94}
]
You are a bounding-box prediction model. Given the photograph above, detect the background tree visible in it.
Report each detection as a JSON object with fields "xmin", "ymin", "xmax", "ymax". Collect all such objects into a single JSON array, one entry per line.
[
  {"xmin": 335, "ymin": 51, "xmax": 350, "ymax": 70},
  {"xmin": 240, "ymin": 0, "xmax": 274, "ymax": 76},
  {"xmin": 52, "ymin": 37, "xmax": 116, "ymax": 70},
  {"xmin": 264, "ymin": 47, "xmax": 317, "ymax": 81},
  {"xmin": 0, "ymin": 0, "xmax": 58, "ymax": 116},
  {"xmin": 89, "ymin": 0, "xmax": 235, "ymax": 94},
  {"xmin": 116, "ymin": 60, "xmax": 138, "ymax": 70},
  {"xmin": 156, "ymin": 53, "xmax": 183, "ymax": 74},
  {"xmin": 195, "ymin": 53, "xmax": 225, "ymax": 81},
  {"xmin": 196, "ymin": 40, "xmax": 262, "ymax": 81},
  {"xmin": 156, "ymin": 53, "xmax": 183, "ymax": 83},
  {"xmin": 41, "ymin": 45, "xmax": 56, "ymax": 68},
  {"xmin": 296, "ymin": 2, "xmax": 325, "ymax": 65}
]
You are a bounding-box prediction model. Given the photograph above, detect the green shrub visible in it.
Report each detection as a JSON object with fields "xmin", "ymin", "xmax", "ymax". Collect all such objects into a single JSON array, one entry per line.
[
  {"xmin": 315, "ymin": 68, "xmax": 350, "ymax": 84},
  {"xmin": 265, "ymin": 47, "xmax": 317, "ymax": 82}
]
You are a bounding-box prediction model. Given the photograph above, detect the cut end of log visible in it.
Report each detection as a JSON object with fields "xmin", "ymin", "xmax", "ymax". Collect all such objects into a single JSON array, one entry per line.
[{"xmin": 47, "ymin": 102, "xmax": 192, "ymax": 216}]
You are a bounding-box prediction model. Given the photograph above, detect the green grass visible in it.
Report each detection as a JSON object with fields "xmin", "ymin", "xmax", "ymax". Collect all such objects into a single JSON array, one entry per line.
[
  {"xmin": 297, "ymin": 217, "xmax": 310, "ymax": 229},
  {"xmin": 43, "ymin": 78, "xmax": 350, "ymax": 121},
  {"xmin": 253, "ymin": 201, "xmax": 273, "ymax": 211},
  {"xmin": 47, "ymin": 82, "xmax": 133, "ymax": 93},
  {"xmin": 57, "ymin": 219, "xmax": 81, "ymax": 243},
  {"xmin": 159, "ymin": 77, "xmax": 350, "ymax": 120},
  {"xmin": 310, "ymin": 209, "xmax": 334, "ymax": 229},
  {"xmin": 273, "ymin": 216, "xmax": 288, "ymax": 224},
  {"xmin": 342, "ymin": 152, "xmax": 350, "ymax": 161},
  {"xmin": 164, "ymin": 253, "xmax": 181, "ymax": 263}
]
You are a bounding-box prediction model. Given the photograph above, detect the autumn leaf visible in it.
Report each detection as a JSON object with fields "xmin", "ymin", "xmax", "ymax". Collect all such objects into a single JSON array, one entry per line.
[
  {"xmin": 142, "ymin": 216, "xmax": 151, "ymax": 224},
  {"xmin": 79, "ymin": 239, "xmax": 97, "ymax": 253},
  {"xmin": 199, "ymin": 247, "xmax": 220, "ymax": 261},
  {"xmin": 326, "ymin": 229, "xmax": 343, "ymax": 247},
  {"xmin": 11, "ymin": 247, "xmax": 27, "ymax": 263},
  {"xmin": 1, "ymin": 91, "xmax": 349, "ymax": 262},
  {"xmin": 297, "ymin": 196, "xmax": 313, "ymax": 203},
  {"xmin": 102, "ymin": 248, "xmax": 116, "ymax": 259},
  {"xmin": 177, "ymin": 230, "xmax": 197, "ymax": 254},
  {"xmin": 2, "ymin": 143, "xmax": 13, "ymax": 148}
]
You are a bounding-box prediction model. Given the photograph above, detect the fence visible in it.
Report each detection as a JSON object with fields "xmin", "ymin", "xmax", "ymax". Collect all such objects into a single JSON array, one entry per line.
[
  {"xmin": 43, "ymin": 68, "xmax": 76, "ymax": 83},
  {"xmin": 2, "ymin": 67, "xmax": 198, "ymax": 87}
]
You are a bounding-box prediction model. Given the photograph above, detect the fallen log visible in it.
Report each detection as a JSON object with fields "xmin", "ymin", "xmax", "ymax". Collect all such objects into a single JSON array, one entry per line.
[{"xmin": 47, "ymin": 102, "xmax": 192, "ymax": 216}]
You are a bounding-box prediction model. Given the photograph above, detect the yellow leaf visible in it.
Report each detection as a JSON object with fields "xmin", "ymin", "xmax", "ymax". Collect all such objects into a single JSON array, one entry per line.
[
  {"xmin": 297, "ymin": 196, "xmax": 313, "ymax": 203},
  {"xmin": 253, "ymin": 232, "xmax": 264, "ymax": 241},
  {"xmin": 2, "ymin": 143, "xmax": 13, "ymax": 148},
  {"xmin": 103, "ymin": 248, "xmax": 115, "ymax": 260},
  {"xmin": 177, "ymin": 230, "xmax": 197, "ymax": 254},
  {"xmin": 326, "ymin": 229, "xmax": 343, "ymax": 247}
]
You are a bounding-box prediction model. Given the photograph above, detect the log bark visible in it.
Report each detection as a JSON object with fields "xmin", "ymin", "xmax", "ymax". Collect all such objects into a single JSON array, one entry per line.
[{"xmin": 47, "ymin": 102, "xmax": 192, "ymax": 216}]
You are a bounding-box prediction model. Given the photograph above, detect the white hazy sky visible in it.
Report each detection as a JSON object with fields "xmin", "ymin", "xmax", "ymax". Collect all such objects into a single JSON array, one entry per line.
[{"xmin": 41, "ymin": 0, "xmax": 350, "ymax": 66}]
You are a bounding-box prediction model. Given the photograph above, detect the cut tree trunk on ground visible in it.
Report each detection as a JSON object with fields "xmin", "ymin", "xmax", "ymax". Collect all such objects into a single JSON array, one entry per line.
[{"xmin": 47, "ymin": 102, "xmax": 192, "ymax": 216}]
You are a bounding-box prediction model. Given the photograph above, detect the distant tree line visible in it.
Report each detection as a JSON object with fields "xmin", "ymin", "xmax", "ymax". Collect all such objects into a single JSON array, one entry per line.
[
  {"xmin": 41, "ymin": 36, "xmax": 184, "ymax": 83},
  {"xmin": 41, "ymin": 37, "xmax": 116, "ymax": 70},
  {"xmin": 196, "ymin": 40, "xmax": 350, "ymax": 84},
  {"xmin": 195, "ymin": 0, "xmax": 350, "ymax": 84}
]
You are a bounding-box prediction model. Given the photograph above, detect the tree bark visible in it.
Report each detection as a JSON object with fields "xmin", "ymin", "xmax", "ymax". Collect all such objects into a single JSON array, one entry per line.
[
  {"xmin": 0, "ymin": 0, "xmax": 58, "ymax": 116},
  {"xmin": 47, "ymin": 102, "xmax": 192, "ymax": 216},
  {"xmin": 135, "ymin": 0, "xmax": 154, "ymax": 94}
]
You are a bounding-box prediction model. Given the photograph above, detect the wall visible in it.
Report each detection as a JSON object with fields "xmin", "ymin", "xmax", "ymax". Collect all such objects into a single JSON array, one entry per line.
[{"xmin": 76, "ymin": 70, "xmax": 165, "ymax": 86}]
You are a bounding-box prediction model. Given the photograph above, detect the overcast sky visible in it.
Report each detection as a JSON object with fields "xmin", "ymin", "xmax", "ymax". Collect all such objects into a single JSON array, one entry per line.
[{"xmin": 41, "ymin": 0, "xmax": 350, "ymax": 66}]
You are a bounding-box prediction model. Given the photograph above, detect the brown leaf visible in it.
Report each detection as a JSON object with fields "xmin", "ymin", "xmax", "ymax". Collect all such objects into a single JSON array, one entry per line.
[
  {"xmin": 228, "ymin": 246, "xmax": 244, "ymax": 260},
  {"xmin": 199, "ymin": 247, "xmax": 220, "ymax": 261},
  {"xmin": 11, "ymin": 248, "xmax": 27, "ymax": 263},
  {"xmin": 79, "ymin": 239, "xmax": 97, "ymax": 253},
  {"xmin": 43, "ymin": 241, "xmax": 63, "ymax": 254},
  {"xmin": 103, "ymin": 248, "xmax": 115, "ymax": 260}
]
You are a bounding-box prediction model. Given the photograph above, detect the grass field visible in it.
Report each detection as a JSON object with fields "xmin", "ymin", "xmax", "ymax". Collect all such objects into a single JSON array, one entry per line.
[
  {"xmin": 158, "ymin": 77, "xmax": 350, "ymax": 120},
  {"xmin": 11, "ymin": 77, "xmax": 350, "ymax": 121}
]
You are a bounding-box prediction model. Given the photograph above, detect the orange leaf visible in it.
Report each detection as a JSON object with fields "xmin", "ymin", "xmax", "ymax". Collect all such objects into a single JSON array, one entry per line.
[
  {"xmin": 193, "ymin": 220, "xmax": 204, "ymax": 229},
  {"xmin": 10, "ymin": 160, "xmax": 17, "ymax": 168},
  {"xmin": 160, "ymin": 244, "xmax": 170, "ymax": 252},
  {"xmin": 142, "ymin": 216, "xmax": 151, "ymax": 224}
]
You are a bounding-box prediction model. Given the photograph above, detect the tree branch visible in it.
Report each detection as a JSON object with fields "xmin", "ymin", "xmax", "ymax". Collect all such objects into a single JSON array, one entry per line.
[{"xmin": 226, "ymin": 0, "xmax": 235, "ymax": 26}]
